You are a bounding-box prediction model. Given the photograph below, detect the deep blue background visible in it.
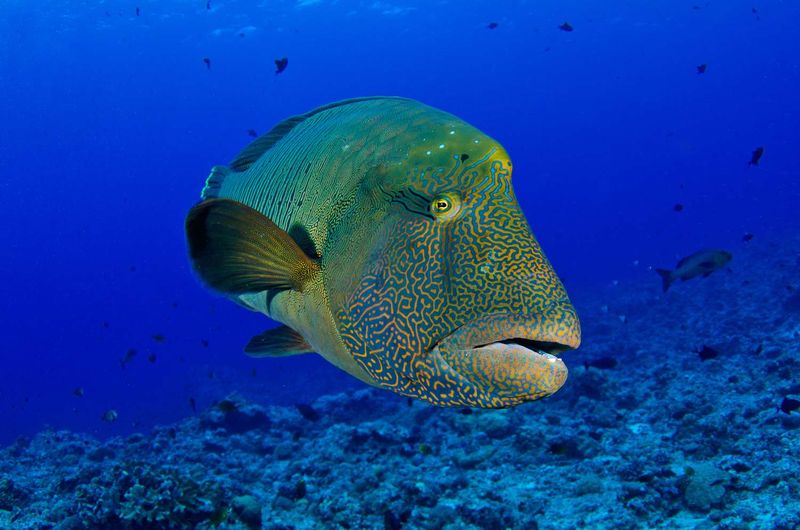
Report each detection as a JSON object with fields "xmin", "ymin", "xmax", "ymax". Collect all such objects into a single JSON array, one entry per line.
[{"xmin": 1, "ymin": 0, "xmax": 797, "ymax": 444}]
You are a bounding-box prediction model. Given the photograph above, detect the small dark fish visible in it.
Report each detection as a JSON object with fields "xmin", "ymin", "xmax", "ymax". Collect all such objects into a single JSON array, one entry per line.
[
  {"xmin": 250, "ymin": 367, "xmax": 257, "ymax": 377},
  {"xmin": 200, "ymin": 339, "xmax": 209, "ymax": 347},
  {"xmin": 584, "ymin": 356, "xmax": 617, "ymax": 370},
  {"xmin": 101, "ymin": 409, "xmax": 118, "ymax": 422},
  {"xmin": 295, "ymin": 403, "xmax": 320, "ymax": 422},
  {"xmin": 247, "ymin": 129, "xmax": 258, "ymax": 138},
  {"xmin": 147, "ymin": 353, "xmax": 157, "ymax": 363},
  {"xmin": 696, "ymin": 64, "xmax": 707, "ymax": 74},
  {"xmin": 203, "ymin": 57, "xmax": 211, "ymax": 70},
  {"xmin": 217, "ymin": 399, "xmax": 238, "ymax": 413},
  {"xmin": 780, "ymin": 397, "xmax": 800, "ymax": 415},
  {"xmin": 559, "ymin": 22, "xmax": 574, "ymax": 32},
  {"xmin": 120, "ymin": 348, "xmax": 137, "ymax": 368},
  {"xmin": 697, "ymin": 345, "xmax": 719, "ymax": 361},
  {"xmin": 207, "ymin": 1, "xmax": 211, "ymax": 9},
  {"xmin": 742, "ymin": 233, "xmax": 754, "ymax": 242},
  {"xmin": 487, "ymin": 22, "xmax": 499, "ymax": 29},
  {"xmin": 274, "ymin": 57, "xmax": 288, "ymax": 74},
  {"xmin": 189, "ymin": 397, "xmax": 197, "ymax": 413},
  {"xmin": 749, "ymin": 146, "xmax": 764, "ymax": 166},
  {"xmin": 72, "ymin": 387, "xmax": 85, "ymax": 397},
  {"xmin": 656, "ymin": 249, "xmax": 732, "ymax": 292},
  {"xmin": 152, "ymin": 334, "xmax": 166, "ymax": 343},
  {"xmin": 102, "ymin": 321, "xmax": 110, "ymax": 328},
  {"xmin": 136, "ymin": 7, "xmax": 140, "ymax": 16},
  {"xmin": 458, "ymin": 407, "xmax": 473, "ymax": 415},
  {"xmin": 208, "ymin": 370, "xmax": 215, "ymax": 379},
  {"xmin": 239, "ymin": 32, "xmax": 246, "ymax": 38},
  {"xmin": 129, "ymin": 265, "xmax": 137, "ymax": 272},
  {"xmin": 673, "ymin": 203, "xmax": 684, "ymax": 212}
]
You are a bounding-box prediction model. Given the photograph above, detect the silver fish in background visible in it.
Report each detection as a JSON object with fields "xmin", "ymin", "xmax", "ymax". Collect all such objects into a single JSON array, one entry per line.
[{"xmin": 656, "ymin": 249, "xmax": 732, "ymax": 292}]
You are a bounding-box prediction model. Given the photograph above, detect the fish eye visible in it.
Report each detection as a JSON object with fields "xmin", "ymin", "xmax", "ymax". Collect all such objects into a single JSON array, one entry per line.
[
  {"xmin": 434, "ymin": 198, "xmax": 451, "ymax": 212},
  {"xmin": 430, "ymin": 194, "xmax": 461, "ymax": 219}
]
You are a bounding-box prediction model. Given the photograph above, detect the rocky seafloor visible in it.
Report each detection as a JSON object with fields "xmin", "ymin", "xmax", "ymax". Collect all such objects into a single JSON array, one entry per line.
[{"xmin": 2, "ymin": 237, "xmax": 800, "ymax": 530}]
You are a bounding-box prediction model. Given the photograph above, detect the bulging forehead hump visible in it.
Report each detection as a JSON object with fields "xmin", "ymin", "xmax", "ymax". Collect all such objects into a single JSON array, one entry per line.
[{"xmin": 377, "ymin": 102, "xmax": 511, "ymax": 191}]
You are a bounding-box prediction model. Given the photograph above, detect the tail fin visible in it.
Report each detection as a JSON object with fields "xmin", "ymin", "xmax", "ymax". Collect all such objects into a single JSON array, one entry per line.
[{"xmin": 655, "ymin": 269, "xmax": 673, "ymax": 292}]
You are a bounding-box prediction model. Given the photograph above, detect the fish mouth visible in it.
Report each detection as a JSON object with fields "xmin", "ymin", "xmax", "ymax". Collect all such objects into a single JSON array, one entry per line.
[
  {"xmin": 420, "ymin": 310, "xmax": 580, "ymax": 407},
  {"xmin": 437, "ymin": 308, "xmax": 581, "ymax": 355},
  {"xmin": 473, "ymin": 338, "xmax": 573, "ymax": 357}
]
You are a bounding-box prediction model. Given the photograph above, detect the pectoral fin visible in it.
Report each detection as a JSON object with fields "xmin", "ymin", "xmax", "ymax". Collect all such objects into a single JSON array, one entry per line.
[
  {"xmin": 245, "ymin": 325, "xmax": 315, "ymax": 357},
  {"xmin": 186, "ymin": 199, "xmax": 320, "ymax": 294}
]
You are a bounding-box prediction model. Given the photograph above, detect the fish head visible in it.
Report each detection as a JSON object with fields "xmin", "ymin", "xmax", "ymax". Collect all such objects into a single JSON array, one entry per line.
[{"xmin": 330, "ymin": 125, "xmax": 580, "ymax": 408}]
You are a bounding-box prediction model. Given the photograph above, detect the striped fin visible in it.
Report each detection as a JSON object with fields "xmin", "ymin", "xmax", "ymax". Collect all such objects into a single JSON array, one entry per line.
[
  {"xmin": 245, "ymin": 325, "xmax": 314, "ymax": 357},
  {"xmin": 228, "ymin": 96, "xmax": 411, "ymax": 172},
  {"xmin": 185, "ymin": 198, "xmax": 320, "ymax": 294}
]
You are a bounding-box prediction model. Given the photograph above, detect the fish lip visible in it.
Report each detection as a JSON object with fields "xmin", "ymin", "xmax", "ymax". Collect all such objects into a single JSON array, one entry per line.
[
  {"xmin": 419, "ymin": 310, "xmax": 579, "ymax": 404},
  {"xmin": 434, "ymin": 311, "xmax": 581, "ymax": 357},
  {"xmin": 427, "ymin": 332, "xmax": 570, "ymax": 406}
]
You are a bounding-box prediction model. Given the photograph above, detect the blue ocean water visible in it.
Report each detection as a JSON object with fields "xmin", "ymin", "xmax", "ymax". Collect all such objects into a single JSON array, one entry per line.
[
  {"xmin": 1, "ymin": 1, "xmax": 799, "ymax": 527},
  {"xmin": 0, "ymin": 0, "xmax": 796, "ymax": 442}
]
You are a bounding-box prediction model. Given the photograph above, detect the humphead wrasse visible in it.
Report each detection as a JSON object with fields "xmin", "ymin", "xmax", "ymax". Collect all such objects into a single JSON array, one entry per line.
[{"xmin": 186, "ymin": 97, "xmax": 581, "ymax": 408}]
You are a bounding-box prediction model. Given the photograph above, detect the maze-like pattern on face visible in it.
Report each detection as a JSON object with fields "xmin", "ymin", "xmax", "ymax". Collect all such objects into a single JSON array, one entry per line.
[{"xmin": 335, "ymin": 129, "xmax": 580, "ymax": 408}]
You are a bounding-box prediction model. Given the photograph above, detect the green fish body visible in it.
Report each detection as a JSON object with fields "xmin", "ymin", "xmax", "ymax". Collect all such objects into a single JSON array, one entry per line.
[{"xmin": 186, "ymin": 97, "xmax": 580, "ymax": 408}]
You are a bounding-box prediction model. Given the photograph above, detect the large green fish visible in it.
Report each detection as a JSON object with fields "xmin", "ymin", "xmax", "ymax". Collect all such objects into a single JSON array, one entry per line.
[{"xmin": 186, "ymin": 97, "xmax": 580, "ymax": 408}]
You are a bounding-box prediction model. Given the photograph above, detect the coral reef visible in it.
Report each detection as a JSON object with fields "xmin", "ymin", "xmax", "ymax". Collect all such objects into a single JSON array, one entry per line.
[{"xmin": 1, "ymin": 239, "xmax": 799, "ymax": 529}]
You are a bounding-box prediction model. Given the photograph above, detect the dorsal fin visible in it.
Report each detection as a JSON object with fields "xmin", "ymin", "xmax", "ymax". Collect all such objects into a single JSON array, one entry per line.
[
  {"xmin": 229, "ymin": 115, "xmax": 306, "ymax": 172},
  {"xmin": 228, "ymin": 96, "xmax": 410, "ymax": 172}
]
